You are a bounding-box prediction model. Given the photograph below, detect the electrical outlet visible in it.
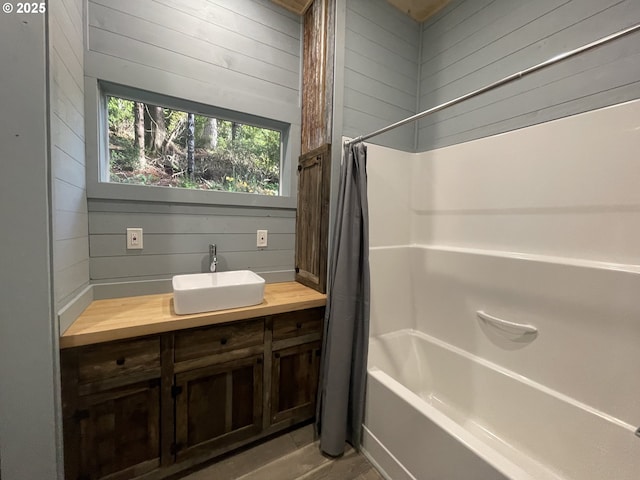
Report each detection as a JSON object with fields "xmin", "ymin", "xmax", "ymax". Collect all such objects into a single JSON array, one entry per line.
[
  {"xmin": 127, "ymin": 228, "xmax": 143, "ymax": 249},
  {"xmin": 257, "ymin": 230, "xmax": 268, "ymax": 248}
]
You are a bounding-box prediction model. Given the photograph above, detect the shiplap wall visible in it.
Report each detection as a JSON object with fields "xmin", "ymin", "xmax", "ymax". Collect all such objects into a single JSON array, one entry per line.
[
  {"xmin": 342, "ymin": 0, "xmax": 420, "ymax": 151},
  {"xmin": 85, "ymin": 0, "xmax": 302, "ymax": 287},
  {"xmin": 50, "ymin": 0, "xmax": 90, "ymax": 313},
  {"xmin": 86, "ymin": 0, "xmax": 301, "ymax": 121},
  {"xmin": 417, "ymin": 0, "xmax": 640, "ymax": 151},
  {"xmin": 88, "ymin": 200, "xmax": 295, "ymax": 285}
]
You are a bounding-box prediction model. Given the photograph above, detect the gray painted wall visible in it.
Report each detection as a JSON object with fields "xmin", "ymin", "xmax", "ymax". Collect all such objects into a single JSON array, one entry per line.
[
  {"xmin": 342, "ymin": 0, "xmax": 420, "ymax": 151},
  {"xmin": 84, "ymin": 0, "xmax": 302, "ymax": 289},
  {"xmin": 88, "ymin": 200, "xmax": 296, "ymax": 287},
  {"xmin": 417, "ymin": 0, "xmax": 640, "ymax": 151},
  {"xmin": 51, "ymin": 0, "xmax": 90, "ymax": 316},
  {"xmin": 0, "ymin": 11, "xmax": 61, "ymax": 480},
  {"xmin": 85, "ymin": 0, "xmax": 301, "ymax": 125},
  {"xmin": 338, "ymin": 0, "xmax": 640, "ymax": 153}
]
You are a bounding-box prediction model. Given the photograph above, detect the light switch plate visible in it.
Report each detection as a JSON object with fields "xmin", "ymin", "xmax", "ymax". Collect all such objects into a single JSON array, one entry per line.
[{"xmin": 127, "ymin": 228, "xmax": 143, "ymax": 249}]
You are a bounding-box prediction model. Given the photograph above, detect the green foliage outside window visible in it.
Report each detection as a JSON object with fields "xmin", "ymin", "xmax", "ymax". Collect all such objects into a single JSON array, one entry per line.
[{"xmin": 107, "ymin": 96, "xmax": 281, "ymax": 195}]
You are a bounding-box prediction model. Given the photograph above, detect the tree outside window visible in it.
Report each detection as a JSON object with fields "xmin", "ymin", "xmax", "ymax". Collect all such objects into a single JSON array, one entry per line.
[{"xmin": 107, "ymin": 96, "xmax": 281, "ymax": 196}]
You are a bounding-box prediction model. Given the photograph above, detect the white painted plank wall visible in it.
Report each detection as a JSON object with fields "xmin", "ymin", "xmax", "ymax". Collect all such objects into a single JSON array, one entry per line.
[
  {"xmin": 50, "ymin": 0, "xmax": 90, "ymax": 313},
  {"xmin": 418, "ymin": 0, "xmax": 640, "ymax": 150},
  {"xmin": 85, "ymin": 0, "xmax": 302, "ymax": 287},
  {"xmin": 342, "ymin": 0, "xmax": 420, "ymax": 151}
]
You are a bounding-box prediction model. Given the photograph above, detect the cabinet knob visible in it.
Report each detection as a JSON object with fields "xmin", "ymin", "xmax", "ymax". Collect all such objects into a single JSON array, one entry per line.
[
  {"xmin": 116, "ymin": 357, "xmax": 125, "ymax": 366},
  {"xmin": 220, "ymin": 338, "xmax": 228, "ymax": 345}
]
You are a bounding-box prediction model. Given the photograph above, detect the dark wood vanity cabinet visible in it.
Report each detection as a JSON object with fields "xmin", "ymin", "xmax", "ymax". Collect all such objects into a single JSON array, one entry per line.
[
  {"xmin": 172, "ymin": 318, "xmax": 265, "ymax": 462},
  {"xmin": 271, "ymin": 341, "xmax": 321, "ymax": 425},
  {"xmin": 174, "ymin": 355, "xmax": 263, "ymax": 461},
  {"xmin": 61, "ymin": 307, "xmax": 324, "ymax": 480},
  {"xmin": 61, "ymin": 338, "xmax": 163, "ymax": 480},
  {"xmin": 270, "ymin": 307, "xmax": 324, "ymax": 427}
]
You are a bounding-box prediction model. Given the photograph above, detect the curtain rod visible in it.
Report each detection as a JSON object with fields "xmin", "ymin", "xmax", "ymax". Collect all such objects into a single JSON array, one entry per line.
[{"xmin": 345, "ymin": 23, "xmax": 640, "ymax": 147}]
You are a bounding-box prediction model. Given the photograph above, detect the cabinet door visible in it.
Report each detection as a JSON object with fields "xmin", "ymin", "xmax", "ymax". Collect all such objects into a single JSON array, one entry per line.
[
  {"xmin": 174, "ymin": 355, "xmax": 263, "ymax": 461},
  {"xmin": 271, "ymin": 341, "xmax": 321, "ymax": 426},
  {"xmin": 295, "ymin": 144, "xmax": 331, "ymax": 293},
  {"xmin": 67, "ymin": 380, "xmax": 161, "ymax": 480}
]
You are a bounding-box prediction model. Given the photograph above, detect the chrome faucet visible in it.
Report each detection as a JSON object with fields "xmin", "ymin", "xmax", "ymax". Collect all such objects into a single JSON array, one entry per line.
[{"xmin": 209, "ymin": 244, "xmax": 217, "ymax": 272}]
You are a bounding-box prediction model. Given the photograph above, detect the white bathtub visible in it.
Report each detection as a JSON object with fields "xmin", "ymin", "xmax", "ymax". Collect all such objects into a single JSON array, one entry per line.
[{"xmin": 362, "ymin": 328, "xmax": 640, "ymax": 480}]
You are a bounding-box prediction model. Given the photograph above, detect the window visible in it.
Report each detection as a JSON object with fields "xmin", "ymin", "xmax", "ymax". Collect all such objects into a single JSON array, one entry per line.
[{"xmin": 105, "ymin": 94, "xmax": 283, "ymax": 196}]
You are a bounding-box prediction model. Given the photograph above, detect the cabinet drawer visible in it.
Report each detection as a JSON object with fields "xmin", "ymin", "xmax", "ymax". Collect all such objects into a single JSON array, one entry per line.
[
  {"xmin": 272, "ymin": 308, "xmax": 324, "ymax": 341},
  {"xmin": 77, "ymin": 337, "xmax": 161, "ymax": 385},
  {"xmin": 174, "ymin": 319, "xmax": 264, "ymax": 363}
]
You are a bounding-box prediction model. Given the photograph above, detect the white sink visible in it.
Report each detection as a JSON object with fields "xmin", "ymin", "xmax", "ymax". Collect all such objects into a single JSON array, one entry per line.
[{"xmin": 172, "ymin": 270, "xmax": 265, "ymax": 315}]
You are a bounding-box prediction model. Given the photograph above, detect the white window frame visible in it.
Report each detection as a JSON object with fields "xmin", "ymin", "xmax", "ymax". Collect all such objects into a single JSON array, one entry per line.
[{"xmin": 86, "ymin": 81, "xmax": 298, "ymax": 209}]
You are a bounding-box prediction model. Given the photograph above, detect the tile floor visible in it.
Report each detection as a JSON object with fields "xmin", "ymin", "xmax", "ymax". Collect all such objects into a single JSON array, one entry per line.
[{"xmin": 177, "ymin": 424, "xmax": 384, "ymax": 480}]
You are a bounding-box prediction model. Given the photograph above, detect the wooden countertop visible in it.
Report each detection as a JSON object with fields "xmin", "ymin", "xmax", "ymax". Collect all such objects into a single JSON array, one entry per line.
[{"xmin": 61, "ymin": 282, "xmax": 327, "ymax": 349}]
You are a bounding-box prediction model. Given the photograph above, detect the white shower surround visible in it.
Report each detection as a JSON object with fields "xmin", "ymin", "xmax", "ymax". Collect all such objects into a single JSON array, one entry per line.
[{"xmin": 362, "ymin": 99, "xmax": 640, "ymax": 479}]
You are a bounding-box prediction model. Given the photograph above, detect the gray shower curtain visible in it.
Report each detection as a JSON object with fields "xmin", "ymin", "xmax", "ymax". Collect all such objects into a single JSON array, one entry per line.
[{"xmin": 316, "ymin": 141, "xmax": 370, "ymax": 457}]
